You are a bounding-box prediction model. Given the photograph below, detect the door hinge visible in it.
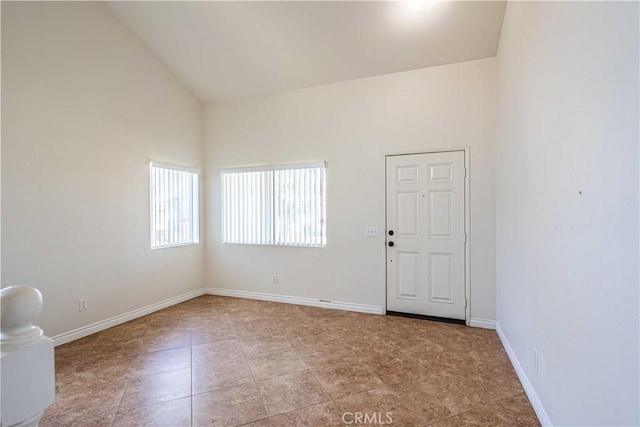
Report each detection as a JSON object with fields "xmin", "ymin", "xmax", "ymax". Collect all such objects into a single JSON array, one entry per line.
[
  {"xmin": 464, "ymin": 167, "xmax": 467, "ymax": 178},
  {"xmin": 464, "ymin": 232, "xmax": 467, "ymax": 244},
  {"xmin": 465, "ymin": 299, "xmax": 468, "ymax": 309}
]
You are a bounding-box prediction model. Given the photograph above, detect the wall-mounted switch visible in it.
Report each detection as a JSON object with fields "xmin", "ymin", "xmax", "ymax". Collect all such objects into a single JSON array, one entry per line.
[{"xmin": 365, "ymin": 227, "xmax": 379, "ymax": 237}]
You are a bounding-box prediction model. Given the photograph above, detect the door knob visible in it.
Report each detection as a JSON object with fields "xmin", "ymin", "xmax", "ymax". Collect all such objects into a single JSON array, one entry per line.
[{"xmin": 388, "ymin": 241, "xmax": 395, "ymax": 247}]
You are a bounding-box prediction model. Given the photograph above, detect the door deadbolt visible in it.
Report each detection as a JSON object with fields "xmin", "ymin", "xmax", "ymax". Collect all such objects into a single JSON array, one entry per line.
[
  {"xmin": 388, "ymin": 241, "xmax": 395, "ymax": 247},
  {"xmin": 388, "ymin": 230, "xmax": 394, "ymax": 236}
]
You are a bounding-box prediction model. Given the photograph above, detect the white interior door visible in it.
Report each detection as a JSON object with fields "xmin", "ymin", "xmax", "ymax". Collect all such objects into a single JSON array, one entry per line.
[{"xmin": 386, "ymin": 151, "xmax": 466, "ymax": 320}]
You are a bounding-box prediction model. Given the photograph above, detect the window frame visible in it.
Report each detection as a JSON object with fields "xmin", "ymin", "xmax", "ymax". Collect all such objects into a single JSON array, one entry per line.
[
  {"xmin": 149, "ymin": 160, "xmax": 200, "ymax": 250},
  {"xmin": 220, "ymin": 161, "xmax": 326, "ymax": 248}
]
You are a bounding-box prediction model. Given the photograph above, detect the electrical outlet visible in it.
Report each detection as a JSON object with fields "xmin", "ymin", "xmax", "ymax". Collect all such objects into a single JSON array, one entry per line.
[
  {"xmin": 271, "ymin": 274, "xmax": 278, "ymax": 284},
  {"xmin": 534, "ymin": 348, "xmax": 539, "ymax": 372},
  {"xmin": 364, "ymin": 226, "xmax": 379, "ymax": 237},
  {"xmin": 79, "ymin": 299, "xmax": 88, "ymax": 312}
]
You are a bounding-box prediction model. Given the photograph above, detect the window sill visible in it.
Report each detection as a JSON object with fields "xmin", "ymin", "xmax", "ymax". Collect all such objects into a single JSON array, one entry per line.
[{"xmin": 151, "ymin": 242, "xmax": 200, "ymax": 250}]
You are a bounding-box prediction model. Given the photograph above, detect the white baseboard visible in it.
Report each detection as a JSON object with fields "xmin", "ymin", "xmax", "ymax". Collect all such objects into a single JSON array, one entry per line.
[
  {"xmin": 51, "ymin": 288, "xmax": 205, "ymax": 346},
  {"xmin": 51, "ymin": 287, "xmax": 493, "ymax": 347},
  {"xmin": 205, "ymin": 287, "xmax": 384, "ymax": 315},
  {"xmin": 469, "ymin": 317, "xmax": 496, "ymax": 329},
  {"xmin": 496, "ymin": 322, "xmax": 552, "ymax": 426}
]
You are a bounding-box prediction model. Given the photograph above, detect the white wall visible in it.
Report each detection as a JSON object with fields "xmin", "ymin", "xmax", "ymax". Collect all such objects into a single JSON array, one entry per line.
[
  {"xmin": 1, "ymin": 2, "xmax": 204, "ymax": 337},
  {"xmin": 205, "ymin": 58, "xmax": 497, "ymax": 321},
  {"xmin": 496, "ymin": 2, "xmax": 639, "ymax": 425}
]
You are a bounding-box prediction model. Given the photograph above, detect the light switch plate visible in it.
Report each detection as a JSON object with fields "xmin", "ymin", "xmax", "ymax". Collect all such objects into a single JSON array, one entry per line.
[{"xmin": 365, "ymin": 227, "xmax": 379, "ymax": 237}]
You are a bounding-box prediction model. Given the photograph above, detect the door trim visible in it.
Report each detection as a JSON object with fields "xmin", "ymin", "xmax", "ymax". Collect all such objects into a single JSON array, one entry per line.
[{"xmin": 382, "ymin": 147, "xmax": 471, "ymax": 326}]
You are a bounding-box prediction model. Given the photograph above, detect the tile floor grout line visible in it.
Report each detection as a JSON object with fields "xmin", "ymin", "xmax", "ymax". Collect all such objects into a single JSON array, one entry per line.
[
  {"xmin": 190, "ymin": 377, "xmax": 256, "ymax": 398},
  {"xmin": 229, "ymin": 322, "xmax": 268, "ymax": 424},
  {"xmin": 307, "ymin": 367, "xmax": 336, "ymax": 403},
  {"xmin": 102, "ymin": 324, "xmax": 143, "ymax": 427},
  {"xmin": 110, "ymin": 365, "xmax": 131, "ymax": 426}
]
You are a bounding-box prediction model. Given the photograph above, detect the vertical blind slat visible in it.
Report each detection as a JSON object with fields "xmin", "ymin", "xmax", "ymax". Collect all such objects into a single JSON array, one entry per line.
[
  {"xmin": 234, "ymin": 173, "xmax": 238, "ymax": 243},
  {"xmin": 228, "ymin": 174, "xmax": 232, "ymax": 243},
  {"xmin": 307, "ymin": 169, "xmax": 311, "ymax": 245},
  {"xmin": 244, "ymin": 173, "xmax": 249, "ymax": 244},
  {"xmin": 192, "ymin": 174, "xmax": 197, "ymax": 243},
  {"xmin": 249, "ymin": 173, "xmax": 254, "ymax": 245},
  {"xmin": 278, "ymin": 170, "xmax": 283, "ymax": 245},
  {"xmin": 178, "ymin": 170, "xmax": 182, "ymax": 242},
  {"xmin": 318, "ymin": 169, "xmax": 327, "ymax": 245},
  {"xmin": 164, "ymin": 168, "xmax": 169, "ymax": 246},
  {"xmin": 304, "ymin": 168, "xmax": 310, "ymax": 245},
  {"xmin": 258, "ymin": 173, "xmax": 263, "ymax": 244},
  {"xmin": 290, "ymin": 170, "xmax": 295, "ymax": 245},
  {"xmin": 153, "ymin": 168, "xmax": 157, "ymax": 247},
  {"xmin": 255, "ymin": 172, "xmax": 260, "ymax": 244},
  {"xmin": 222, "ymin": 174, "xmax": 226, "ymax": 243},
  {"xmin": 152, "ymin": 167, "xmax": 157, "ymax": 247},
  {"xmin": 285, "ymin": 170, "xmax": 291, "ymax": 245},
  {"xmin": 254, "ymin": 172, "xmax": 259, "ymax": 244},
  {"xmin": 170, "ymin": 169, "xmax": 176, "ymax": 244},
  {"xmin": 173, "ymin": 169, "xmax": 178, "ymax": 244},
  {"xmin": 312, "ymin": 167, "xmax": 316, "ymax": 246},
  {"xmin": 183, "ymin": 172, "xmax": 188, "ymax": 243},
  {"xmin": 228, "ymin": 175, "xmax": 232, "ymax": 242},
  {"xmin": 173, "ymin": 169, "xmax": 178, "ymax": 243},
  {"xmin": 296, "ymin": 169, "xmax": 301, "ymax": 245},
  {"xmin": 252, "ymin": 173, "xmax": 257, "ymax": 245},
  {"xmin": 243, "ymin": 173, "xmax": 247, "ymax": 244},
  {"xmin": 264, "ymin": 171, "xmax": 267, "ymax": 244},
  {"xmin": 269, "ymin": 171, "xmax": 273, "ymax": 244},
  {"xmin": 276, "ymin": 171, "xmax": 281, "ymax": 245},
  {"xmin": 178, "ymin": 172, "xmax": 182, "ymax": 243}
]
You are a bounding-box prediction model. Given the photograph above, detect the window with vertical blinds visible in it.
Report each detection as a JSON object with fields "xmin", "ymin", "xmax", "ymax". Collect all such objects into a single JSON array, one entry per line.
[
  {"xmin": 221, "ymin": 162, "xmax": 326, "ymax": 247},
  {"xmin": 150, "ymin": 162, "xmax": 200, "ymax": 249}
]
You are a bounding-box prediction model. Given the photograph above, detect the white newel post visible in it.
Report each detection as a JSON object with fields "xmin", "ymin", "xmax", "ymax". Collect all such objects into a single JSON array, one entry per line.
[{"xmin": 1, "ymin": 286, "xmax": 55, "ymax": 427}]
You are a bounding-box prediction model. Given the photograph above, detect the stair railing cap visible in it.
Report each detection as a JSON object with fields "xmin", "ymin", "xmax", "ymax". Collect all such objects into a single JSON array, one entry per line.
[{"xmin": 1, "ymin": 286, "xmax": 44, "ymax": 354}]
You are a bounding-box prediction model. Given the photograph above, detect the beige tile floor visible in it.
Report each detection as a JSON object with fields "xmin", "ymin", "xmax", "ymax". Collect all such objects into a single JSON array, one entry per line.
[{"xmin": 42, "ymin": 295, "xmax": 539, "ymax": 426}]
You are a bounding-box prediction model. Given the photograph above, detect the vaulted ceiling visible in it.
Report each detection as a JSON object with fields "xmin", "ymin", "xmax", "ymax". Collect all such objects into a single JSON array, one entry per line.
[{"xmin": 109, "ymin": 1, "xmax": 506, "ymax": 102}]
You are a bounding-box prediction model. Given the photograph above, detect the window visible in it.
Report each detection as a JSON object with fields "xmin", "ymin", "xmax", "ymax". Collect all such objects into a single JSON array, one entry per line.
[
  {"xmin": 221, "ymin": 162, "xmax": 326, "ymax": 247},
  {"xmin": 150, "ymin": 161, "xmax": 199, "ymax": 249}
]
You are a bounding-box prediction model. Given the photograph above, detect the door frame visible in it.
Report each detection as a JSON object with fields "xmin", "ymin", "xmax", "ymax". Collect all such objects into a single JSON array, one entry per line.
[{"xmin": 382, "ymin": 147, "xmax": 471, "ymax": 326}]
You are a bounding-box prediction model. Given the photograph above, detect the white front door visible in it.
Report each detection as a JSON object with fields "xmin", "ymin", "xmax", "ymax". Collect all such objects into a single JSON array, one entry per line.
[{"xmin": 386, "ymin": 151, "xmax": 466, "ymax": 320}]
